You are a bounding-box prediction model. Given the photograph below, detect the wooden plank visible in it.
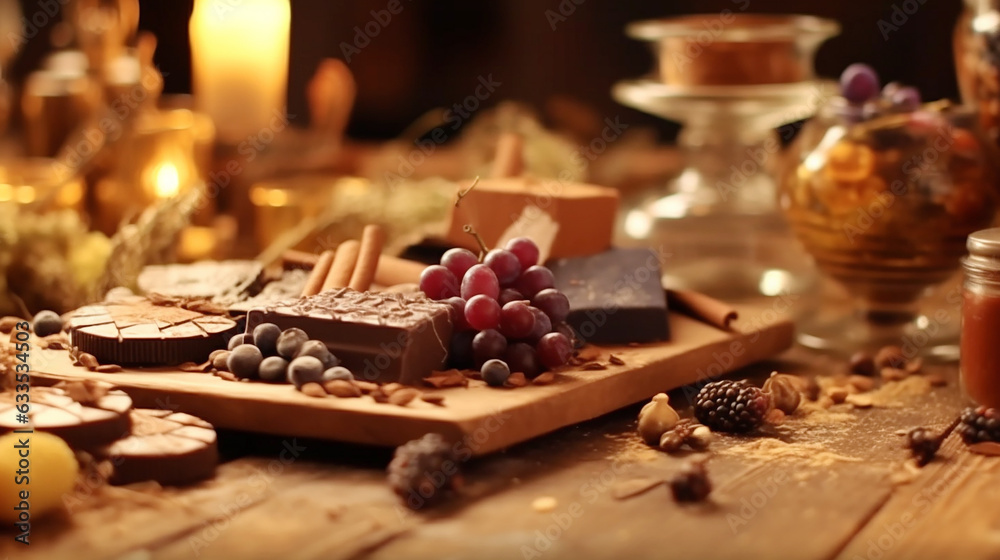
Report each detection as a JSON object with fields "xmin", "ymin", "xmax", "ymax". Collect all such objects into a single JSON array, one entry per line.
[{"xmin": 32, "ymin": 305, "xmax": 793, "ymax": 455}]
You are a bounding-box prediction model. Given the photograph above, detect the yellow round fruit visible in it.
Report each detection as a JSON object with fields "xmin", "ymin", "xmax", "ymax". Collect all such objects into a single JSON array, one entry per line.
[{"xmin": 0, "ymin": 432, "xmax": 79, "ymax": 523}]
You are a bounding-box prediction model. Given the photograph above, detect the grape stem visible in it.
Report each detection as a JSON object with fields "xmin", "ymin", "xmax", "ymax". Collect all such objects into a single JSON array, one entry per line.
[
  {"xmin": 455, "ymin": 176, "xmax": 481, "ymax": 207},
  {"xmin": 462, "ymin": 224, "xmax": 490, "ymax": 262}
]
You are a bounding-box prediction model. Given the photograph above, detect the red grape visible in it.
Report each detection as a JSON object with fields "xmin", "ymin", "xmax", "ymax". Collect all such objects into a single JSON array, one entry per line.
[
  {"xmin": 484, "ymin": 249, "xmax": 522, "ymax": 286},
  {"xmin": 448, "ymin": 331, "xmax": 475, "ymax": 369},
  {"xmin": 445, "ymin": 296, "xmax": 469, "ymax": 330},
  {"xmin": 419, "ymin": 265, "xmax": 459, "ymax": 300},
  {"xmin": 461, "ymin": 264, "xmax": 500, "ymax": 300},
  {"xmin": 526, "ymin": 306, "xmax": 552, "ymax": 343},
  {"xmin": 441, "ymin": 248, "xmax": 479, "ymax": 279},
  {"xmin": 505, "ymin": 237, "xmax": 540, "ymax": 269},
  {"xmin": 499, "ymin": 301, "xmax": 536, "ymax": 339},
  {"xmin": 504, "ymin": 342, "xmax": 542, "ymax": 378},
  {"xmin": 498, "ymin": 288, "xmax": 526, "ymax": 306},
  {"xmin": 472, "ymin": 329, "xmax": 507, "ymax": 367},
  {"xmin": 514, "ymin": 265, "xmax": 555, "ymax": 297},
  {"xmin": 465, "ymin": 294, "xmax": 501, "ymax": 330},
  {"xmin": 537, "ymin": 332, "xmax": 572, "ymax": 369},
  {"xmin": 554, "ymin": 322, "xmax": 582, "ymax": 348},
  {"xmin": 532, "ymin": 288, "xmax": 570, "ymax": 323}
]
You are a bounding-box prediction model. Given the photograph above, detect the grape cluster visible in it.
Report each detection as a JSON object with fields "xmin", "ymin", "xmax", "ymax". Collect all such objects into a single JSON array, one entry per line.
[
  {"xmin": 839, "ymin": 63, "xmax": 925, "ymax": 120},
  {"xmin": 214, "ymin": 323, "xmax": 353, "ymax": 388},
  {"xmin": 419, "ymin": 237, "xmax": 574, "ymax": 381}
]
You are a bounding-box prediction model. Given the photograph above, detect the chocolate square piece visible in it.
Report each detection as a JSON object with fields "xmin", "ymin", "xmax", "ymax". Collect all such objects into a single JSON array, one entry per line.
[
  {"xmin": 246, "ymin": 288, "xmax": 453, "ymax": 385},
  {"xmin": 547, "ymin": 248, "xmax": 670, "ymax": 344}
]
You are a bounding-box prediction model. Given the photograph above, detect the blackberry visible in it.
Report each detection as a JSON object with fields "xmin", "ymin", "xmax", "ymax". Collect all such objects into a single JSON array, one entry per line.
[
  {"xmin": 958, "ymin": 406, "xmax": 1000, "ymax": 444},
  {"xmin": 906, "ymin": 427, "xmax": 941, "ymax": 467},
  {"xmin": 387, "ymin": 433, "xmax": 461, "ymax": 510},
  {"xmin": 693, "ymin": 380, "xmax": 772, "ymax": 433}
]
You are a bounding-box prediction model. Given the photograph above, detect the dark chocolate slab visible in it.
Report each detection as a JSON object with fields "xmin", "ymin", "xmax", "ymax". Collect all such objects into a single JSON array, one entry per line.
[
  {"xmin": 547, "ymin": 248, "xmax": 669, "ymax": 344},
  {"xmin": 246, "ymin": 288, "xmax": 453, "ymax": 385}
]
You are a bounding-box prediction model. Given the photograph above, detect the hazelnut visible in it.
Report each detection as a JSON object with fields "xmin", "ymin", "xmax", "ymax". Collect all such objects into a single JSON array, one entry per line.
[
  {"xmin": 848, "ymin": 351, "xmax": 876, "ymax": 376},
  {"xmin": 828, "ymin": 387, "xmax": 849, "ymax": 404},
  {"xmin": 762, "ymin": 372, "xmax": 801, "ymax": 414},
  {"xmin": 638, "ymin": 393, "xmax": 680, "ymax": 445},
  {"xmin": 688, "ymin": 425, "xmax": 713, "ymax": 450},
  {"xmin": 874, "ymin": 345, "xmax": 907, "ymax": 370}
]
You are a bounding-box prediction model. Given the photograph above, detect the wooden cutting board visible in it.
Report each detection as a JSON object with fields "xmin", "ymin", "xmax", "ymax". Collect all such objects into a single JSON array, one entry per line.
[{"xmin": 31, "ymin": 304, "xmax": 793, "ymax": 456}]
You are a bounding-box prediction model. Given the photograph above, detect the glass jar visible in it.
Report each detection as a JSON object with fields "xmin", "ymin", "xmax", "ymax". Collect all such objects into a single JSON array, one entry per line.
[
  {"xmin": 955, "ymin": 0, "xmax": 1000, "ymax": 146},
  {"xmin": 962, "ymin": 228, "xmax": 1000, "ymax": 407},
  {"xmin": 780, "ymin": 99, "xmax": 1000, "ymax": 354}
]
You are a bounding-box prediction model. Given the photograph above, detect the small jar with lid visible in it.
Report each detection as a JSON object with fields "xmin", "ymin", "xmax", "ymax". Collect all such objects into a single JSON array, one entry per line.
[{"xmin": 961, "ymin": 228, "xmax": 1000, "ymax": 407}]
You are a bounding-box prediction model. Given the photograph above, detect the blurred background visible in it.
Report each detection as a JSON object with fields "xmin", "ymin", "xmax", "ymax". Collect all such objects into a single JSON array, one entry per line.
[{"xmin": 6, "ymin": 0, "xmax": 965, "ymax": 141}]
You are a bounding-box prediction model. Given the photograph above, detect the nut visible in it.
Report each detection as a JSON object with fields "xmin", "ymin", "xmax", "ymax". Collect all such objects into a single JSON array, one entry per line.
[
  {"xmin": 846, "ymin": 394, "xmax": 873, "ymax": 408},
  {"xmin": 880, "ymin": 367, "xmax": 908, "ymax": 382},
  {"xmin": 355, "ymin": 381, "xmax": 379, "ymax": 394},
  {"xmin": 803, "ymin": 377, "xmax": 821, "ymax": 401},
  {"xmin": 828, "ymin": 387, "xmax": 849, "ymax": 404},
  {"xmin": 78, "ymin": 353, "xmax": 99, "ymax": 370},
  {"xmin": 300, "ymin": 382, "xmax": 327, "ymax": 398},
  {"xmin": 688, "ymin": 425, "xmax": 713, "ymax": 449},
  {"xmin": 874, "ymin": 345, "xmax": 907, "ymax": 370},
  {"xmin": 94, "ymin": 364, "xmax": 122, "ymax": 373},
  {"xmin": 212, "ymin": 351, "xmax": 230, "ymax": 371},
  {"xmin": 848, "ymin": 374, "xmax": 875, "ymax": 393},
  {"xmin": 388, "ymin": 388, "xmax": 420, "ymax": 406},
  {"xmin": 325, "ymin": 380, "xmax": 361, "ymax": 398},
  {"xmin": 848, "ymin": 352, "xmax": 876, "ymax": 376},
  {"xmin": 762, "ymin": 372, "xmax": 802, "ymax": 414},
  {"xmin": 381, "ymin": 383, "xmax": 404, "ymax": 396},
  {"xmin": 637, "ymin": 393, "xmax": 680, "ymax": 445}
]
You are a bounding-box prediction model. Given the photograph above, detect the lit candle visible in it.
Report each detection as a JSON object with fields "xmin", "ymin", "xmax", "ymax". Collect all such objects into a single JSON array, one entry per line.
[{"xmin": 189, "ymin": 0, "xmax": 291, "ymax": 144}]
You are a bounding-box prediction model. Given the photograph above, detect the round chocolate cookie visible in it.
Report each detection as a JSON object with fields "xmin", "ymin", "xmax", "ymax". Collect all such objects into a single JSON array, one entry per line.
[
  {"xmin": 0, "ymin": 385, "xmax": 132, "ymax": 449},
  {"xmin": 98, "ymin": 409, "xmax": 218, "ymax": 486},
  {"xmin": 68, "ymin": 296, "xmax": 238, "ymax": 366}
]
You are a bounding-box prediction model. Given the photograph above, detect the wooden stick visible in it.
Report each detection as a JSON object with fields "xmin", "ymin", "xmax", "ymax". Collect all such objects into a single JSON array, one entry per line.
[
  {"xmin": 666, "ymin": 289, "xmax": 739, "ymax": 331},
  {"xmin": 323, "ymin": 240, "xmax": 361, "ymax": 291},
  {"xmin": 374, "ymin": 255, "xmax": 425, "ymax": 287},
  {"xmin": 490, "ymin": 132, "xmax": 524, "ymax": 178},
  {"xmin": 348, "ymin": 225, "xmax": 386, "ymax": 292},
  {"xmin": 300, "ymin": 250, "xmax": 335, "ymax": 297}
]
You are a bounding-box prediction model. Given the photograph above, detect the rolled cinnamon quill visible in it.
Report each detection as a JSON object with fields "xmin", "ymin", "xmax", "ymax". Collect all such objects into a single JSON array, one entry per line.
[
  {"xmin": 348, "ymin": 225, "xmax": 386, "ymax": 292},
  {"xmin": 666, "ymin": 289, "xmax": 738, "ymax": 331},
  {"xmin": 323, "ymin": 240, "xmax": 361, "ymax": 291},
  {"xmin": 301, "ymin": 250, "xmax": 335, "ymax": 297}
]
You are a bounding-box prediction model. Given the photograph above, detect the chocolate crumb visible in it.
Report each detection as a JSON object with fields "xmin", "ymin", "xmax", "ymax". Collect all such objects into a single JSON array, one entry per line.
[
  {"xmin": 381, "ymin": 383, "xmax": 404, "ymax": 396},
  {"xmin": 179, "ymin": 361, "xmax": 213, "ymax": 373},
  {"xmin": 371, "ymin": 389, "xmax": 390, "ymax": 403},
  {"xmin": 608, "ymin": 354, "xmax": 625, "ymax": 366},
  {"xmin": 355, "ymin": 381, "xmax": 379, "ymax": 394},
  {"xmin": 95, "ymin": 364, "xmax": 123, "ymax": 373},
  {"xmin": 581, "ymin": 362, "xmax": 607, "ymax": 371},
  {"xmin": 78, "ymin": 353, "xmax": 99, "ymax": 370},
  {"xmin": 216, "ymin": 371, "xmax": 238, "ymax": 382},
  {"xmin": 55, "ymin": 379, "xmax": 111, "ymax": 406},
  {"xmin": 421, "ymin": 394, "xmax": 446, "ymax": 406}
]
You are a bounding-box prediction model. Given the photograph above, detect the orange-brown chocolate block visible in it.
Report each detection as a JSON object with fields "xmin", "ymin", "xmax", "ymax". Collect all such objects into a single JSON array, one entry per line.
[{"xmin": 446, "ymin": 177, "xmax": 619, "ymax": 259}]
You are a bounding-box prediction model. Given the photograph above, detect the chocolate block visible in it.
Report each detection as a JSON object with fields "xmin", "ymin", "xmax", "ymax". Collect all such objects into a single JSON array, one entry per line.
[
  {"xmin": 547, "ymin": 248, "xmax": 669, "ymax": 344},
  {"xmin": 246, "ymin": 288, "xmax": 453, "ymax": 385}
]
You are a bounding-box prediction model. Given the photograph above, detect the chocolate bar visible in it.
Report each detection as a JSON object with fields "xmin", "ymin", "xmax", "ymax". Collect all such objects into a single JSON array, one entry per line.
[
  {"xmin": 547, "ymin": 248, "xmax": 669, "ymax": 344},
  {"xmin": 69, "ymin": 297, "xmax": 239, "ymax": 366},
  {"xmin": 246, "ymin": 288, "xmax": 453, "ymax": 385}
]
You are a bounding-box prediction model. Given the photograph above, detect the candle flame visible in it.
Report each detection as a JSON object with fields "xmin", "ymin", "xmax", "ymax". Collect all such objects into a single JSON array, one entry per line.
[{"xmin": 154, "ymin": 163, "xmax": 181, "ymax": 199}]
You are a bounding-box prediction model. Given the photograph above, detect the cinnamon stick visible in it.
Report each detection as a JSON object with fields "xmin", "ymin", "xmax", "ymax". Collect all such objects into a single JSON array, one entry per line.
[
  {"xmin": 323, "ymin": 240, "xmax": 361, "ymax": 291},
  {"xmin": 300, "ymin": 250, "xmax": 335, "ymax": 297},
  {"xmin": 348, "ymin": 225, "xmax": 386, "ymax": 292},
  {"xmin": 374, "ymin": 255, "xmax": 425, "ymax": 287},
  {"xmin": 667, "ymin": 289, "xmax": 738, "ymax": 331}
]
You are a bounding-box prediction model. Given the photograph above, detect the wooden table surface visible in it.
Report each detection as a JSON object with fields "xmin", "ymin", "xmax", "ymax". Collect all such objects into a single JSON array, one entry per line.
[{"xmin": 4, "ymin": 310, "xmax": 994, "ymax": 560}]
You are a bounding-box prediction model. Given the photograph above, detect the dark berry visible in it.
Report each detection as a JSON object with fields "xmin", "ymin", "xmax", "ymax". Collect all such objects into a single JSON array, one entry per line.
[
  {"xmin": 228, "ymin": 333, "xmax": 253, "ymax": 351},
  {"xmin": 32, "ymin": 310, "xmax": 62, "ymax": 337},
  {"xmin": 958, "ymin": 406, "xmax": 1000, "ymax": 444},
  {"xmin": 276, "ymin": 328, "xmax": 308, "ymax": 358},
  {"xmin": 252, "ymin": 323, "xmax": 282, "ymax": 356},
  {"xmin": 322, "ymin": 366, "xmax": 354, "ymax": 382},
  {"xmin": 669, "ymin": 460, "xmax": 711, "ymax": 503},
  {"xmin": 693, "ymin": 380, "xmax": 771, "ymax": 433},
  {"xmin": 296, "ymin": 340, "xmax": 339, "ymax": 369},
  {"xmin": 481, "ymin": 359, "xmax": 511, "ymax": 387},
  {"xmin": 287, "ymin": 356, "xmax": 324, "ymax": 388},
  {"xmin": 258, "ymin": 356, "xmax": 289, "ymax": 382},
  {"xmin": 228, "ymin": 344, "xmax": 263, "ymax": 379}
]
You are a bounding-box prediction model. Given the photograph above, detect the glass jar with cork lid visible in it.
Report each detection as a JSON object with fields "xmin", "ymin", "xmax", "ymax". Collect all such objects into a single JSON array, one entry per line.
[{"xmin": 961, "ymin": 229, "xmax": 1000, "ymax": 408}]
